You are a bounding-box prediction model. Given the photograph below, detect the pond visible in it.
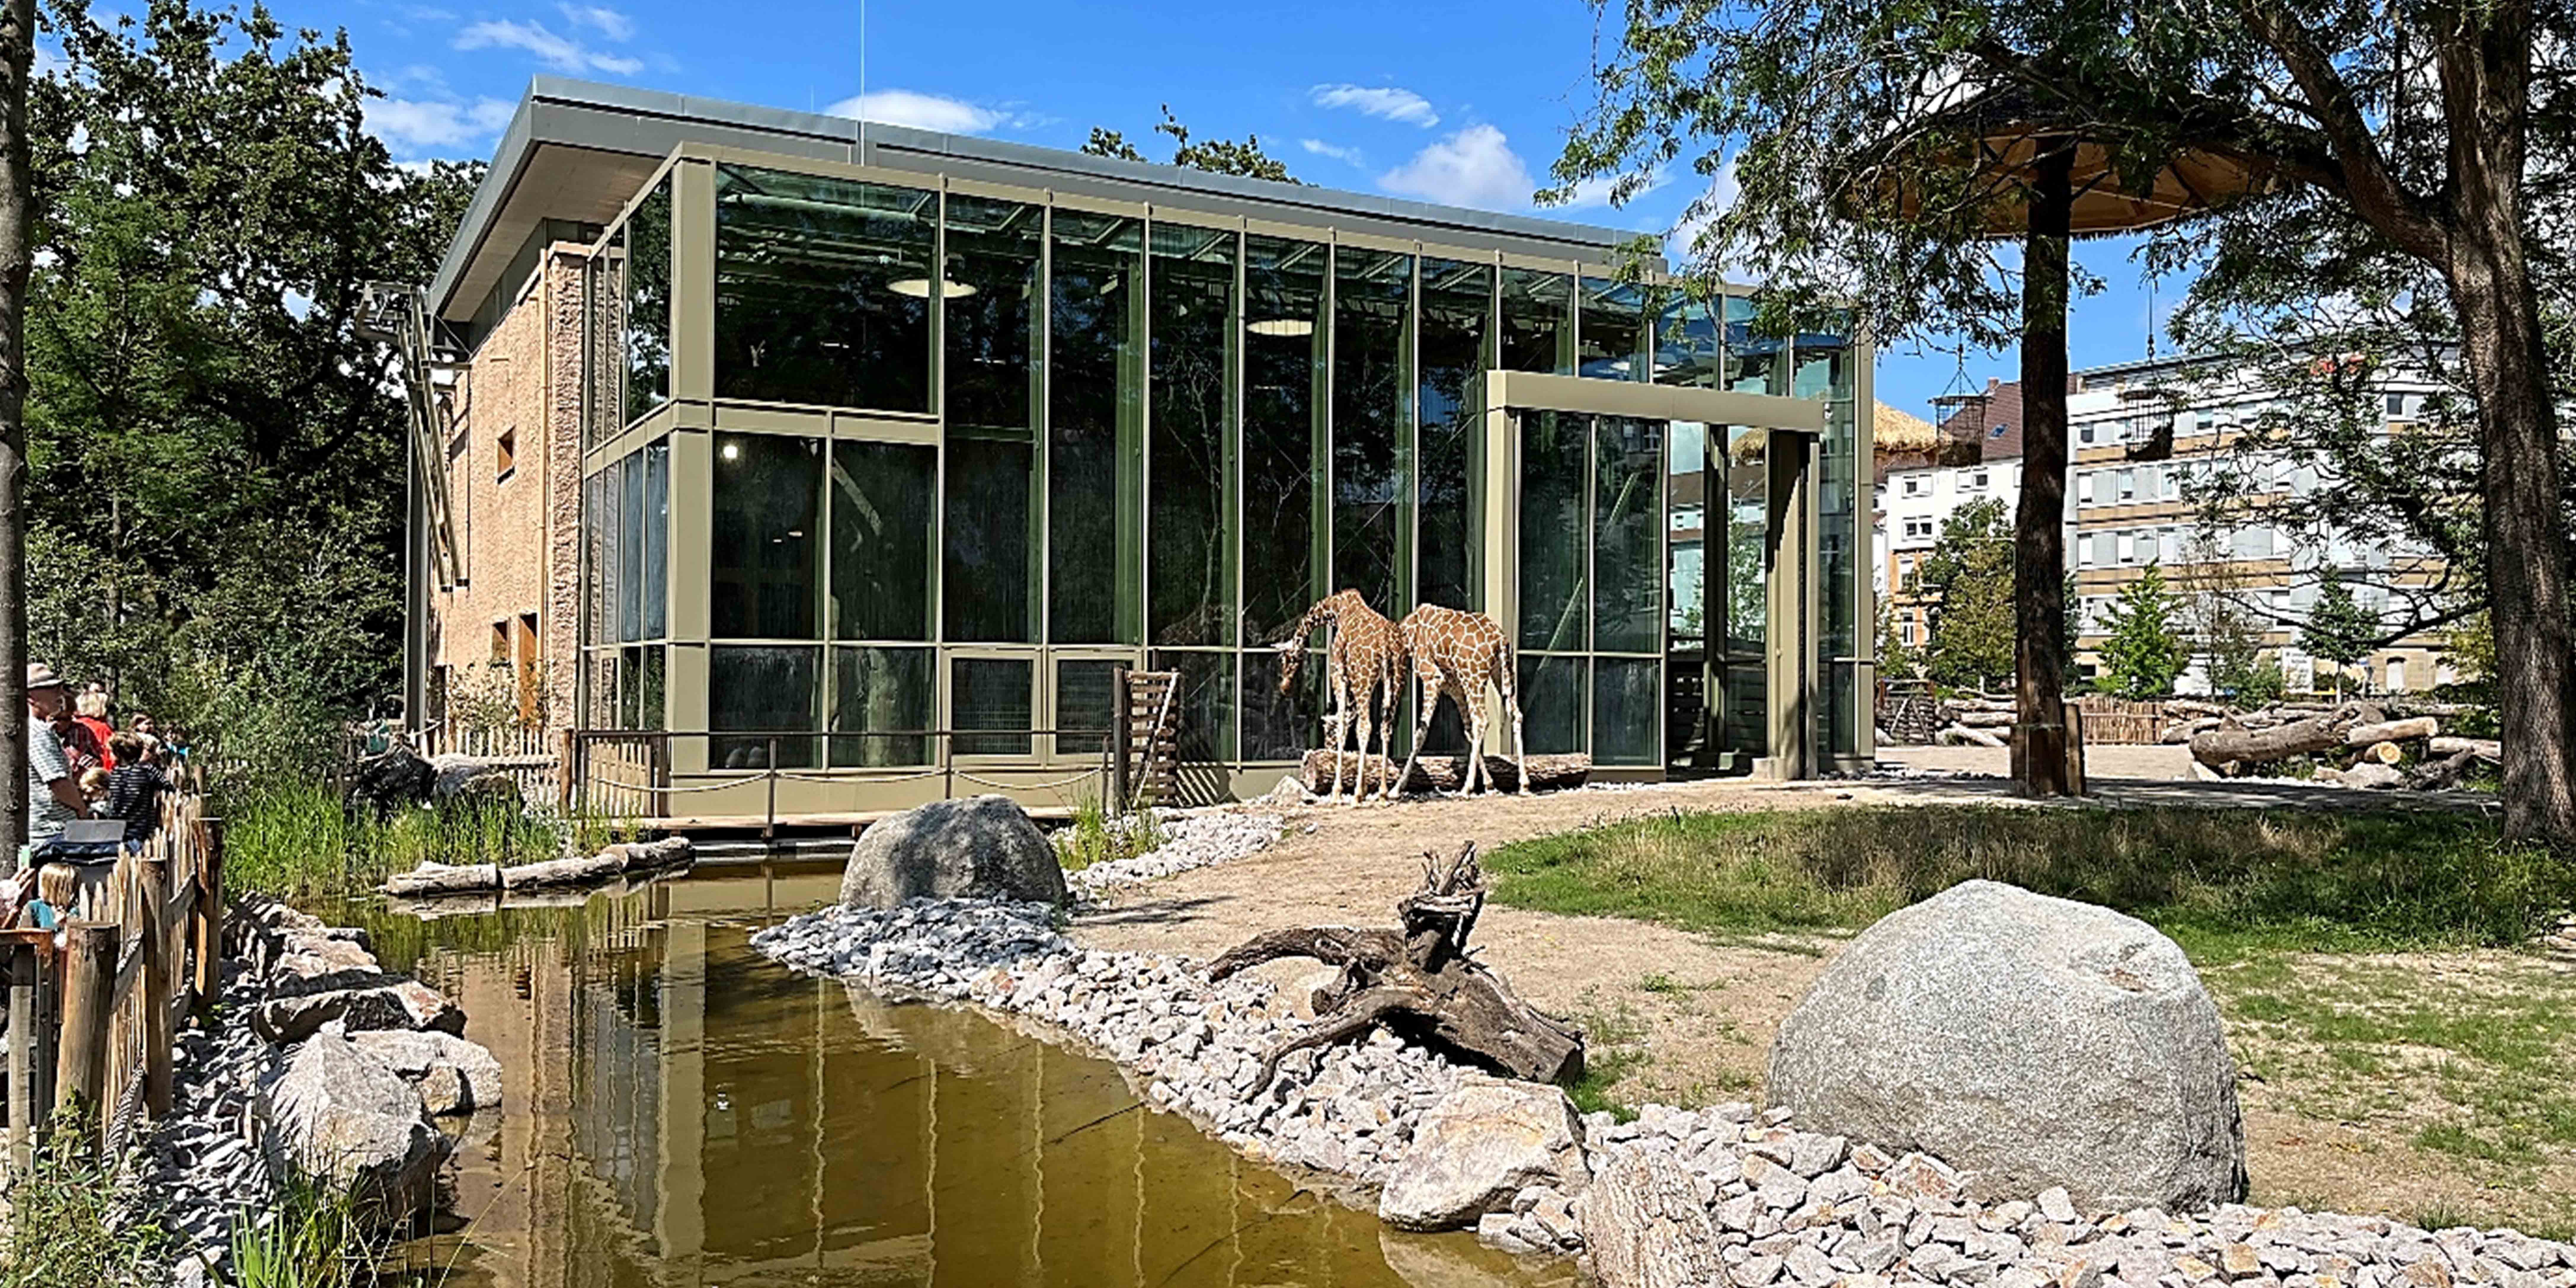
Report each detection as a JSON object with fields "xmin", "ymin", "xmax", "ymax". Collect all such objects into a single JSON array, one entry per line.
[{"xmin": 356, "ymin": 869, "xmax": 1575, "ymax": 1287}]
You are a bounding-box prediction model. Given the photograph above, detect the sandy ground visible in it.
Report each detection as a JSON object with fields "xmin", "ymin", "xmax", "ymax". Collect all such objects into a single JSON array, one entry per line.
[{"xmin": 1068, "ymin": 761, "xmax": 2568, "ymax": 1233}]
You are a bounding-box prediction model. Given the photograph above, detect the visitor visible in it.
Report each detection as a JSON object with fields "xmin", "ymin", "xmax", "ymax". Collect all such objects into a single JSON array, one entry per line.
[
  {"xmin": 123, "ymin": 711, "xmax": 165, "ymax": 766},
  {"xmin": 77, "ymin": 766, "xmax": 109, "ymax": 808},
  {"xmin": 24, "ymin": 663, "xmax": 90, "ymax": 860},
  {"xmin": 52, "ymin": 700, "xmax": 103, "ymax": 776},
  {"xmin": 18, "ymin": 862, "xmax": 76, "ymax": 932},
  {"xmin": 73, "ymin": 687, "xmax": 115, "ymax": 771},
  {"xmin": 103, "ymin": 731, "xmax": 168, "ymax": 853}
]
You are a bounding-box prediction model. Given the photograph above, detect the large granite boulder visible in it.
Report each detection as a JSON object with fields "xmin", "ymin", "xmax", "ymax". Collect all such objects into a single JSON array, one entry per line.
[
  {"xmin": 1767, "ymin": 879, "xmax": 2246, "ymax": 1210},
  {"xmin": 353, "ymin": 1029, "xmax": 505, "ymax": 1116},
  {"xmin": 262, "ymin": 1025, "xmax": 450, "ymax": 1223},
  {"xmin": 254, "ymin": 978, "xmax": 467, "ymax": 1045},
  {"xmin": 839, "ymin": 795, "xmax": 1068, "ymax": 909},
  {"xmin": 1377, "ymin": 1077, "xmax": 1591, "ymax": 1231}
]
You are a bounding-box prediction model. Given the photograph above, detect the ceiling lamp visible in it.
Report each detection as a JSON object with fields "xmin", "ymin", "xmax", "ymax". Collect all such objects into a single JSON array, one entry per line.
[
  {"xmin": 887, "ymin": 277, "xmax": 979, "ymax": 299},
  {"xmin": 1247, "ymin": 318, "xmax": 1314, "ymax": 338}
]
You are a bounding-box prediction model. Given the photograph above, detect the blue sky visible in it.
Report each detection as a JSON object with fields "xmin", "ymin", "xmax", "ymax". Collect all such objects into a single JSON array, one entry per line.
[{"xmin": 291, "ymin": 0, "xmax": 2176, "ymax": 418}]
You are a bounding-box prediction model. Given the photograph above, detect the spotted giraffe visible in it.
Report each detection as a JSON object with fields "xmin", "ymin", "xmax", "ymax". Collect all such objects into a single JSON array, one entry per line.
[
  {"xmin": 1277, "ymin": 590, "xmax": 1408, "ymax": 804},
  {"xmin": 1393, "ymin": 604, "xmax": 1529, "ymax": 797}
]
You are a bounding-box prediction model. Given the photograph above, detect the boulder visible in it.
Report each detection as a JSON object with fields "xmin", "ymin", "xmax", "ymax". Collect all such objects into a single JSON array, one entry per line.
[
  {"xmin": 1767, "ymin": 880, "xmax": 2246, "ymax": 1210},
  {"xmin": 839, "ymin": 795, "xmax": 1068, "ymax": 909},
  {"xmin": 261, "ymin": 1025, "xmax": 449, "ymax": 1223},
  {"xmin": 352, "ymin": 1029, "xmax": 505, "ymax": 1115},
  {"xmin": 1578, "ymin": 1148, "xmax": 1726, "ymax": 1288},
  {"xmin": 348, "ymin": 743, "xmax": 435, "ymax": 814},
  {"xmin": 1377, "ymin": 1076, "xmax": 1591, "ymax": 1231},
  {"xmin": 429, "ymin": 753, "xmax": 496, "ymax": 800},
  {"xmin": 254, "ymin": 979, "xmax": 467, "ymax": 1045},
  {"xmin": 268, "ymin": 934, "xmax": 392, "ymax": 998}
]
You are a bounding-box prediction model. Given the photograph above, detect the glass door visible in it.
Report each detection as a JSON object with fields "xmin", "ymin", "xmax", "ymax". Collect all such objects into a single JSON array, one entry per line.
[{"xmin": 1716, "ymin": 425, "xmax": 1772, "ymax": 763}]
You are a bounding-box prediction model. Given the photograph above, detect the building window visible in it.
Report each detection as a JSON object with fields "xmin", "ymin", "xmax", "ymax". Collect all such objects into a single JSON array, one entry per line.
[
  {"xmin": 1499, "ymin": 267, "xmax": 1573, "ymax": 375},
  {"xmin": 1969, "ymin": 470, "xmax": 1989, "ymax": 490},
  {"xmin": 829, "ymin": 440, "xmax": 936, "ymax": 642},
  {"xmin": 1148, "ymin": 222, "xmax": 1239, "ymax": 646},
  {"xmin": 713, "ymin": 164, "xmax": 935, "ymax": 413},
  {"xmin": 712, "ymin": 432, "xmax": 823, "ymax": 639},
  {"xmin": 1577, "ymin": 276, "xmax": 1645, "ymax": 380},
  {"xmin": 1241, "ymin": 234, "xmax": 1327, "ymax": 646},
  {"xmin": 1902, "ymin": 476, "xmax": 1924, "ymax": 497},
  {"xmin": 1049, "ymin": 209, "xmax": 1146, "ymax": 646},
  {"xmin": 621, "ymin": 174, "xmax": 671, "ymax": 425},
  {"xmin": 2076, "ymin": 471, "xmax": 2094, "ymax": 504},
  {"xmin": 943, "ymin": 196, "xmax": 1044, "ymax": 644},
  {"xmin": 1332, "ymin": 244, "xmax": 1414, "ymax": 616},
  {"xmin": 1420, "ymin": 258, "xmax": 1495, "ymax": 612},
  {"xmin": 489, "ymin": 621, "xmax": 509, "ymax": 663},
  {"xmin": 710, "ymin": 644, "xmax": 820, "ymax": 768},
  {"xmin": 2116, "ymin": 468, "xmax": 2136, "ymax": 501},
  {"xmin": 495, "ymin": 426, "xmax": 516, "ymax": 480}
]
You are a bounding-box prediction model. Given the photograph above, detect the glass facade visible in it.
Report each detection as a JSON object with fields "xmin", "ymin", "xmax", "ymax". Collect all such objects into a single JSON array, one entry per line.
[{"xmin": 568, "ymin": 151, "xmax": 1868, "ymax": 784}]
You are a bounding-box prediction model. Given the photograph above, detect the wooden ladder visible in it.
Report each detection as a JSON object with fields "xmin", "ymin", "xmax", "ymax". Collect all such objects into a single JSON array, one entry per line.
[{"xmin": 1110, "ymin": 668, "xmax": 1182, "ymax": 812}]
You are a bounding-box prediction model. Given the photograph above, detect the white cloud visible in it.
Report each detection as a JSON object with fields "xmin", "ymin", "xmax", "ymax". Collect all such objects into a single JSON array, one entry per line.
[
  {"xmin": 1378, "ymin": 124, "xmax": 1537, "ymax": 211},
  {"xmin": 367, "ymin": 96, "xmax": 517, "ymax": 153},
  {"xmin": 825, "ymin": 88, "xmax": 1013, "ymax": 135},
  {"xmin": 1299, "ymin": 138, "xmax": 1363, "ymax": 166},
  {"xmin": 454, "ymin": 19, "xmax": 642, "ymax": 76},
  {"xmin": 1309, "ymin": 83, "xmax": 1438, "ymax": 128},
  {"xmin": 558, "ymin": 3, "xmax": 634, "ymax": 40}
]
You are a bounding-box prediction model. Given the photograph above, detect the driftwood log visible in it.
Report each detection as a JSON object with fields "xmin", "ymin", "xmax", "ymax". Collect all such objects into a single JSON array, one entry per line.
[
  {"xmin": 382, "ymin": 836, "xmax": 694, "ymax": 898},
  {"xmin": 1208, "ymin": 841, "xmax": 1584, "ymax": 1087},
  {"xmin": 1299, "ymin": 751, "xmax": 1591, "ymax": 796},
  {"xmin": 2430, "ymin": 736, "xmax": 2502, "ymax": 762},
  {"xmin": 2188, "ymin": 703, "xmax": 2367, "ymax": 769},
  {"xmin": 2343, "ymin": 716, "xmax": 2439, "ymax": 747}
]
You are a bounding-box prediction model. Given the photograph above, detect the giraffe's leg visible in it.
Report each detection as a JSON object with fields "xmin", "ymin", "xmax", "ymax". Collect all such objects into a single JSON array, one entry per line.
[
  {"xmin": 1496, "ymin": 644, "xmax": 1530, "ymax": 794},
  {"xmin": 1459, "ymin": 680, "xmax": 1489, "ymax": 796},
  {"xmin": 1394, "ymin": 662, "xmax": 1441, "ymax": 802},
  {"xmin": 1351, "ymin": 690, "xmax": 1376, "ymax": 809},
  {"xmin": 1380, "ymin": 668, "xmax": 1410, "ymax": 804},
  {"xmin": 1327, "ymin": 667, "xmax": 1350, "ymax": 805}
]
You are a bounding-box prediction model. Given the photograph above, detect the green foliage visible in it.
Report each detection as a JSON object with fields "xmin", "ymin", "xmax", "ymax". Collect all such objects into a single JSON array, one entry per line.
[
  {"xmin": 24, "ymin": 0, "xmax": 481, "ymax": 771},
  {"xmin": 227, "ymin": 1165, "xmax": 385, "ymax": 1288},
  {"xmin": 2097, "ymin": 563, "xmax": 2188, "ymax": 699},
  {"xmin": 1052, "ymin": 797, "xmax": 1166, "ymax": 871},
  {"xmin": 1911, "ymin": 497, "xmax": 2015, "ymax": 692},
  {"xmin": 1876, "ymin": 602, "xmax": 1922, "ymax": 682},
  {"xmin": 1482, "ymin": 806, "xmax": 2575, "ymax": 956},
  {"xmin": 1083, "ymin": 106, "xmax": 1299, "ymax": 183},
  {"xmin": 0, "ymin": 1120, "xmax": 176, "ymax": 1287},
  {"xmin": 227, "ymin": 778, "xmax": 567, "ymax": 900},
  {"xmin": 2300, "ymin": 568, "xmax": 2382, "ymax": 696}
]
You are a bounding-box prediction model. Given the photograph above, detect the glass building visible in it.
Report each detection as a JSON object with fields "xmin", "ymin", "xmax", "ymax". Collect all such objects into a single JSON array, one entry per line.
[{"xmin": 413, "ymin": 79, "xmax": 1875, "ymax": 821}]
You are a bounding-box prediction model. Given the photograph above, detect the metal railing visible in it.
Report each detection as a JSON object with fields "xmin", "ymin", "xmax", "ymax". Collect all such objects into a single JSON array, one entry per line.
[{"xmin": 563, "ymin": 728, "xmax": 1122, "ymax": 836}]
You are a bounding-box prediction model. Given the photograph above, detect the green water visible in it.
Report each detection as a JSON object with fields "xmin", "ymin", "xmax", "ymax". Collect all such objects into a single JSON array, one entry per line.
[{"xmin": 360, "ymin": 870, "xmax": 1573, "ymax": 1287}]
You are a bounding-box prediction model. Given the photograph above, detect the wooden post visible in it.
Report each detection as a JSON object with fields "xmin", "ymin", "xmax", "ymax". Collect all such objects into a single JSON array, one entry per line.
[
  {"xmin": 192, "ymin": 817, "xmax": 225, "ymax": 1018},
  {"xmin": 7, "ymin": 940, "xmax": 36, "ymax": 1169},
  {"xmin": 139, "ymin": 856, "xmax": 172, "ymax": 1118},
  {"xmin": 559, "ymin": 727, "xmax": 577, "ymax": 815},
  {"xmin": 54, "ymin": 921, "xmax": 116, "ymax": 1141},
  {"xmin": 2064, "ymin": 705, "xmax": 2088, "ymax": 797},
  {"xmin": 1110, "ymin": 667, "xmax": 1132, "ymax": 817}
]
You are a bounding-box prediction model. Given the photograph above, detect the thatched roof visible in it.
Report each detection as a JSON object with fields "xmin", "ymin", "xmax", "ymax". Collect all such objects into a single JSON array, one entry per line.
[{"xmin": 1873, "ymin": 401, "xmax": 1940, "ymax": 455}]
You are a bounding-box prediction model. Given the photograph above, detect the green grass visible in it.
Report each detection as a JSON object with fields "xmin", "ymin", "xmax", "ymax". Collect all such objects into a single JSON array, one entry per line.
[
  {"xmin": 1052, "ymin": 796, "xmax": 1167, "ymax": 872},
  {"xmin": 0, "ymin": 1119, "xmax": 176, "ymax": 1287},
  {"xmin": 1564, "ymin": 996, "xmax": 1652, "ymax": 1121},
  {"xmin": 224, "ymin": 778, "xmax": 591, "ymax": 901},
  {"xmin": 227, "ymin": 1164, "xmax": 391, "ymax": 1288},
  {"xmin": 1481, "ymin": 805, "xmax": 2573, "ymax": 957}
]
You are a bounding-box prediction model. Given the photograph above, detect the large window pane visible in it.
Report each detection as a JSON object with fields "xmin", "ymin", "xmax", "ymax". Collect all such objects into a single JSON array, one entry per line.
[
  {"xmin": 1667, "ymin": 422, "xmax": 1708, "ymax": 643},
  {"xmin": 1518, "ymin": 410, "xmax": 1588, "ymax": 652},
  {"xmin": 1594, "ymin": 416, "xmax": 1664, "ymax": 653},
  {"xmin": 1240, "ymin": 235, "xmax": 1327, "ymax": 646},
  {"xmin": 1240, "ymin": 648, "xmax": 1319, "ymax": 761},
  {"xmin": 713, "ymin": 164, "xmax": 933, "ymax": 412},
  {"xmin": 1049, "ymin": 211, "xmax": 1144, "ymax": 645},
  {"xmin": 641, "ymin": 442, "xmax": 669, "ymax": 638},
  {"xmin": 618, "ymin": 453, "xmax": 644, "ymax": 642},
  {"xmin": 1499, "ymin": 267, "xmax": 1571, "ymax": 375},
  {"xmin": 944, "ymin": 435, "xmax": 1037, "ymax": 642},
  {"xmin": 710, "ymin": 645, "xmax": 819, "ymax": 769},
  {"xmin": 1053, "ymin": 660, "xmax": 1121, "ymax": 758},
  {"xmin": 1149, "ymin": 223, "xmax": 1236, "ymax": 646},
  {"xmin": 1578, "ymin": 277, "xmax": 1645, "ymax": 380},
  {"xmin": 1651, "ymin": 289, "xmax": 1723, "ymax": 387},
  {"xmin": 952, "ymin": 657, "xmax": 1033, "ymax": 756},
  {"xmin": 830, "ymin": 440, "xmax": 935, "ymax": 641},
  {"xmin": 1724, "ymin": 295, "xmax": 1786, "ymax": 395},
  {"xmin": 1724, "ymin": 426, "xmax": 1769, "ymax": 652},
  {"xmin": 945, "ymin": 196, "xmax": 1044, "ymax": 432},
  {"xmin": 831, "ymin": 646, "xmax": 932, "ymax": 766},
  {"xmin": 712, "ymin": 432, "xmax": 823, "ymax": 639},
  {"xmin": 620, "ymin": 644, "xmax": 665, "ymax": 731},
  {"xmin": 1593, "ymin": 657, "xmax": 1659, "ymax": 766},
  {"xmin": 1332, "ymin": 247, "xmax": 1412, "ymax": 617},
  {"xmin": 622, "ymin": 177, "xmax": 671, "ymax": 424},
  {"xmin": 1518, "ymin": 653, "xmax": 1585, "ymax": 755},
  {"xmin": 1152, "ymin": 650, "xmax": 1237, "ymax": 764},
  {"xmin": 1417, "ymin": 258, "xmax": 1489, "ymax": 612}
]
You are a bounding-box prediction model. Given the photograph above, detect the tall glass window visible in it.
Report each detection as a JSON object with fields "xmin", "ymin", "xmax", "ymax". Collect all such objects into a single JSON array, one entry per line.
[
  {"xmin": 1593, "ymin": 416, "xmax": 1664, "ymax": 653},
  {"xmin": 1417, "ymin": 258, "xmax": 1490, "ymax": 613},
  {"xmin": 1151, "ymin": 649, "xmax": 1238, "ymax": 764},
  {"xmin": 1148, "ymin": 222, "xmax": 1237, "ymax": 647},
  {"xmin": 1577, "ymin": 277, "xmax": 1645, "ymax": 380},
  {"xmin": 943, "ymin": 197, "xmax": 1045, "ymax": 644},
  {"xmin": 622, "ymin": 176, "xmax": 671, "ymax": 425},
  {"xmin": 1725, "ymin": 295, "xmax": 1787, "ymax": 395},
  {"xmin": 585, "ymin": 250, "xmax": 628, "ymax": 445},
  {"xmin": 1239, "ymin": 234, "xmax": 1327, "ymax": 647},
  {"xmin": 1799, "ymin": 325, "xmax": 1860, "ymax": 758},
  {"xmin": 617, "ymin": 451, "xmax": 644, "ymax": 641},
  {"xmin": 1332, "ymin": 247, "xmax": 1412, "ymax": 617},
  {"xmin": 1518, "ymin": 410, "xmax": 1588, "ymax": 653},
  {"xmin": 713, "ymin": 164, "xmax": 934, "ymax": 413},
  {"xmin": 1499, "ymin": 267, "xmax": 1572, "ymax": 375},
  {"xmin": 828, "ymin": 440, "xmax": 935, "ymax": 642},
  {"xmin": 1650, "ymin": 288, "xmax": 1723, "ymax": 387},
  {"xmin": 1048, "ymin": 210, "xmax": 1144, "ymax": 645},
  {"xmin": 710, "ymin": 645, "xmax": 819, "ymax": 768},
  {"xmin": 711, "ymin": 432, "xmax": 823, "ymax": 639},
  {"xmin": 952, "ymin": 657, "xmax": 1034, "ymax": 756},
  {"xmin": 832, "ymin": 647, "xmax": 932, "ymax": 767}
]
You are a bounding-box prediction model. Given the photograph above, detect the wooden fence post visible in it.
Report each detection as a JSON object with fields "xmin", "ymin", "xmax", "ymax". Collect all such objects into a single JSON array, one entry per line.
[
  {"xmin": 7, "ymin": 939, "xmax": 38, "ymax": 1170},
  {"xmin": 1111, "ymin": 667, "xmax": 1132, "ymax": 817},
  {"xmin": 54, "ymin": 921, "xmax": 117, "ymax": 1145},
  {"xmin": 139, "ymin": 857, "xmax": 173, "ymax": 1119},
  {"xmin": 193, "ymin": 818, "xmax": 225, "ymax": 1019}
]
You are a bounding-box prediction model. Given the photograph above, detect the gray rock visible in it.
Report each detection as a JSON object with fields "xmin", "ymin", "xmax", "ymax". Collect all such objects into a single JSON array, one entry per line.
[
  {"xmin": 351, "ymin": 1029, "xmax": 504, "ymax": 1115},
  {"xmin": 1767, "ymin": 881, "xmax": 2246, "ymax": 1211},
  {"xmin": 253, "ymin": 979, "xmax": 466, "ymax": 1045},
  {"xmin": 268, "ymin": 935, "xmax": 392, "ymax": 998},
  {"xmin": 259, "ymin": 1026, "xmax": 449, "ymax": 1225},
  {"xmin": 840, "ymin": 795, "xmax": 1068, "ymax": 908},
  {"xmin": 1377, "ymin": 1077, "xmax": 1589, "ymax": 1231}
]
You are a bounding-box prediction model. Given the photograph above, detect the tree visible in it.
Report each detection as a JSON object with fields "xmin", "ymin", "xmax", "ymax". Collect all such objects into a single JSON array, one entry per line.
[
  {"xmin": 2097, "ymin": 563, "xmax": 2188, "ymax": 699},
  {"xmin": 2300, "ymin": 568, "xmax": 2379, "ymax": 698},
  {"xmin": 1084, "ymin": 106, "xmax": 1299, "ymax": 183},
  {"xmin": 1912, "ymin": 497, "xmax": 2016, "ymax": 693},
  {"xmin": 23, "ymin": 0, "xmax": 479, "ymax": 777},
  {"xmin": 0, "ymin": 0, "xmax": 27, "ymax": 853},
  {"xmin": 1552, "ymin": 0, "xmax": 2576, "ymax": 840}
]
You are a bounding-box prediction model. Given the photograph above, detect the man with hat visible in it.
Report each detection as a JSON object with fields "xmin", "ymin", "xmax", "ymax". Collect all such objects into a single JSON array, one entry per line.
[{"xmin": 24, "ymin": 663, "xmax": 91, "ymax": 857}]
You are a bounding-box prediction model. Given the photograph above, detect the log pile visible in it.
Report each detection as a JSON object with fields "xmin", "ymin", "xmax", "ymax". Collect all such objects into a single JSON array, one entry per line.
[
  {"xmin": 381, "ymin": 836, "xmax": 694, "ymax": 899},
  {"xmin": 2184, "ymin": 702, "xmax": 2496, "ymax": 789},
  {"xmin": 1299, "ymin": 750, "xmax": 1591, "ymax": 796},
  {"xmin": 1207, "ymin": 841, "xmax": 1585, "ymax": 1087}
]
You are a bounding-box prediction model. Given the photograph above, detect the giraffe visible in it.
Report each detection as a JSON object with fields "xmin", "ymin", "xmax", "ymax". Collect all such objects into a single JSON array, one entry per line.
[
  {"xmin": 1277, "ymin": 590, "xmax": 1409, "ymax": 804},
  {"xmin": 1393, "ymin": 604, "xmax": 1529, "ymax": 797}
]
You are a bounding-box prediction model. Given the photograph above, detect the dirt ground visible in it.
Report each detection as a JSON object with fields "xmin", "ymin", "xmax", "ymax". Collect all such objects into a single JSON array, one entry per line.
[{"xmin": 1068, "ymin": 764, "xmax": 2572, "ymax": 1235}]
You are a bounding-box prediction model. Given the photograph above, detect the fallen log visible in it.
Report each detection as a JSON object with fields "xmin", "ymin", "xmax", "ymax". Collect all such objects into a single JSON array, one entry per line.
[
  {"xmin": 2356, "ymin": 740, "xmax": 2404, "ymax": 766},
  {"xmin": 2429, "ymin": 736, "xmax": 2502, "ymax": 762},
  {"xmin": 2342, "ymin": 716, "xmax": 2439, "ymax": 748},
  {"xmin": 2411, "ymin": 747, "xmax": 2480, "ymax": 791},
  {"xmin": 1953, "ymin": 709, "xmax": 2017, "ymax": 729},
  {"xmin": 2189, "ymin": 703, "xmax": 2365, "ymax": 769},
  {"xmin": 1298, "ymin": 750, "xmax": 1590, "ymax": 796},
  {"xmin": 381, "ymin": 836, "xmax": 694, "ymax": 897},
  {"xmin": 1209, "ymin": 841, "xmax": 1583, "ymax": 1087},
  {"xmin": 1936, "ymin": 724, "xmax": 2006, "ymax": 748}
]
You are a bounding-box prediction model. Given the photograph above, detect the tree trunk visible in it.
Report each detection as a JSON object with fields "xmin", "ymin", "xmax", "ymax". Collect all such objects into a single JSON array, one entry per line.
[
  {"xmin": 2189, "ymin": 703, "xmax": 2364, "ymax": 768},
  {"xmin": 0, "ymin": 0, "xmax": 31, "ymax": 864},
  {"xmin": 2013, "ymin": 144, "xmax": 2076, "ymax": 797}
]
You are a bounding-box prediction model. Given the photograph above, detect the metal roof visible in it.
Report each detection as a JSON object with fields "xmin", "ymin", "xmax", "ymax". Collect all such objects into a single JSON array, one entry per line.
[{"xmin": 430, "ymin": 76, "xmax": 1654, "ymax": 324}]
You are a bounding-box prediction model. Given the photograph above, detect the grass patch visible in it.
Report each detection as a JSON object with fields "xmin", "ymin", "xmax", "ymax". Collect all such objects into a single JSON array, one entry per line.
[
  {"xmin": 228, "ymin": 1163, "xmax": 396, "ymax": 1288},
  {"xmin": 224, "ymin": 778, "xmax": 591, "ymax": 901},
  {"xmin": 1564, "ymin": 995, "xmax": 1652, "ymax": 1121},
  {"xmin": 0, "ymin": 1120, "xmax": 176, "ymax": 1287},
  {"xmin": 1482, "ymin": 805, "xmax": 2572, "ymax": 956},
  {"xmin": 1052, "ymin": 796, "xmax": 1166, "ymax": 872}
]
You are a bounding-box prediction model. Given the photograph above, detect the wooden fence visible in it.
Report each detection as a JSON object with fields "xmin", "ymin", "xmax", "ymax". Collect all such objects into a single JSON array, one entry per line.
[
  {"xmin": 2071, "ymin": 696, "xmax": 2172, "ymax": 745},
  {"xmin": 2, "ymin": 792, "xmax": 225, "ymax": 1169}
]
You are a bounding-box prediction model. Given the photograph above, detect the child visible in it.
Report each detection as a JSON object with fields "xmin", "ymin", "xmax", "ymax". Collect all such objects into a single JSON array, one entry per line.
[
  {"xmin": 20, "ymin": 862, "xmax": 76, "ymax": 931},
  {"xmin": 103, "ymin": 732, "xmax": 169, "ymax": 853},
  {"xmin": 78, "ymin": 766, "xmax": 109, "ymax": 807}
]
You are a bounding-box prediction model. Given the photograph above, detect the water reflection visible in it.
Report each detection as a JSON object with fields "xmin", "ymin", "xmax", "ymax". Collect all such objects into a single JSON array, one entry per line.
[{"xmin": 370, "ymin": 872, "xmax": 1570, "ymax": 1287}]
